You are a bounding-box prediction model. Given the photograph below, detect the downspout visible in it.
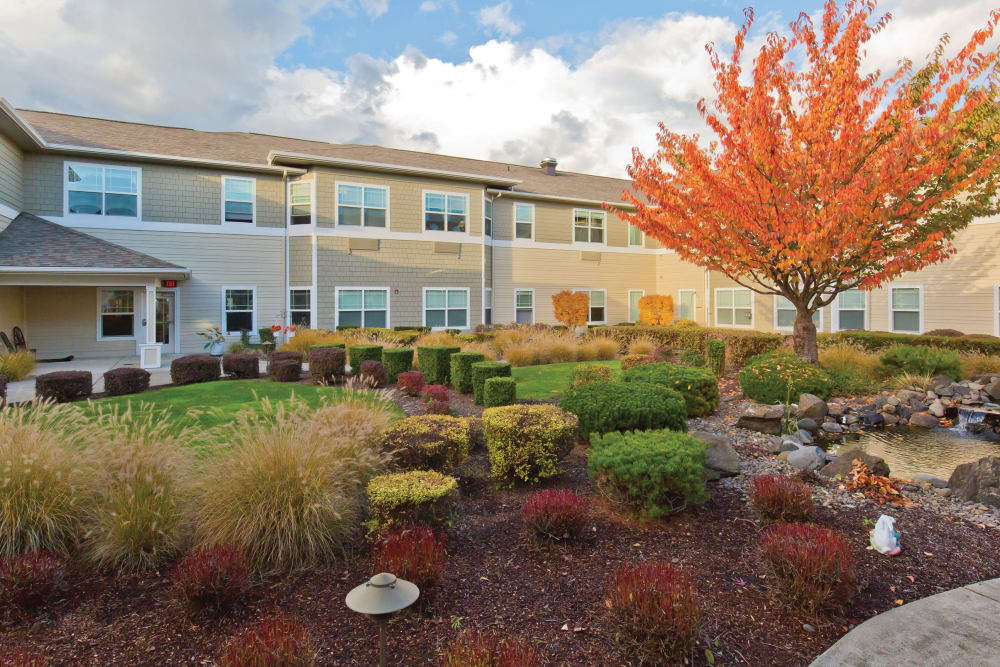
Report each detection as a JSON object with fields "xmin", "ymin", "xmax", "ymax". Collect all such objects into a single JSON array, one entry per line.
[
  {"xmin": 704, "ymin": 269, "xmax": 711, "ymax": 326},
  {"xmin": 492, "ymin": 190, "xmax": 503, "ymax": 324},
  {"xmin": 283, "ymin": 169, "xmax": 289, "ymax": 331}
]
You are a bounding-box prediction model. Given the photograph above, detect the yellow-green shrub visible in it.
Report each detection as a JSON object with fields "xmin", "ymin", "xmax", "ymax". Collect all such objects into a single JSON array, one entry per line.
[
  {"xmin": 380, "ymin": 415, "xmax": 470, "ymax": 470},
  {"xmin": 482, "ymin": 404, "xmax": 578, "ymax": 484},
  {"xmin": 0, "ymin": 351, "xmax": 36, "ymax": 382},
  {"xmin": 366, "ymin": 470, "xmax": 458, "ymax": 531},
  {"xmin": 278, "ymin": 329, "xmax": 342, "ymax": 354}
]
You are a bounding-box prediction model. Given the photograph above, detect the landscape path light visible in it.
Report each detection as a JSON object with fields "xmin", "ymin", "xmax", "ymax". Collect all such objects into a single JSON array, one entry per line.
[{"xmin": 345, "ymin": 571, "xmax": 419, "ymax": 667}]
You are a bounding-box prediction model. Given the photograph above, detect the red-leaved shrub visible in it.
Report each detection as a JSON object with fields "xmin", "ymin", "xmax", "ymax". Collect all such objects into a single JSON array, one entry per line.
[
  {"xmin": 359, "ymin": 360, "xmax": 387, "ymax": 388},
  {"xmin": 216, "ymin": 614, "xmax": 313, "ymax": 667},
  {"xmin": 0, "ymin": 647, "xmax": 47, "ymax": 666},
  {"xmin": 0, "ymin": 552, "xmax": 67, "ymax": 609},
  {"xmin": 396, "ymin": 370, "xmax": 425, "ymax": 397},
  {"xmin": 426, "ymin": 399, "xmax": 451, "ymax": 415},
  {"xmin": 372, "ymin": 527, "xmax": 446, "ymax": 593},
  {"xmin": 521, "ymin": 490, "xmax": 587, "ymax": 542},
  {"xmin": 422, "ymin": 384, "xmax": 449, "ymax": 403},
  {"xmin": 606, "ymin": 562, "xmax": 699, "ymax": 660},
  {"xmin": 439, "ymin": 631, "xmax": 540, "ymax": 667},
  {"xmin": 749, "ymin": 475, "xmax": 813, "ymax": 523},
  {"xmin": 173, "ymin": 545, "xmax": 251, "ymax": 611},
  {"xmin": 759, "ymin": 522, "xmax": 857, "ymax": 613}
]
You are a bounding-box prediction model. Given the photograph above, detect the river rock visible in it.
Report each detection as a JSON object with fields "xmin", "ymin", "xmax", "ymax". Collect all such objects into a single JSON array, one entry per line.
[
  {"xmin": 797, "ymin": 418, "xmax": 819, "ymax": 433},
  {"xmin": 948, "ymin": 455, "xmax": 1000, "ymax": 507},
  {"xmin": 787, "ymin": 446, "xmax": 827, "ymax": 472},
  {"xmin": 692, "ymin": 431, "xmax": 741, "ymax": 480},
  {"xmin": 822, "ymin": 422, "xmax": 844, "ymax": 434},
  {"xmin": 795, "ymin": 428, "xmax": 814, "ymax": 444},
  {"xmin": 882, "ymin": 413, "xmax": 900, "ymax": 425},
  {"xmin": 737, "ymin": 404, "xmax": 785, "ymax": 435},
  {"xmin": 828, "ymin": 403, "xmax": 844, "ymax": 417},
  {"xmin": 796, "ymin": 394, "xmax": 828, "ymax": 421},
  {"xmin": 887, "ymin": 395, "xmax": 901, "ymax": 406},
  {"xmin": 897, "ymin": 389, "xmax": 924, "ymax": 404},
  {"xmin": 909, "ymin": 412, "xmax": 940, "ymax": 428},
  {"xmin": 985, "ymin": 379, "xmax": 1000, "ymax": 402},
  {"xmin": 778, "ymin": 438, "xmax": 802, "ymax": 453},
  {"xmin": 863, "ymin": 412, "xmax": 885, "ymax": 427},
  {"xmin": 820, "ymin": 448, "xmax": 890, "ymax": 478},
  {"xmin": 929, "ymin": 399, "xmax": 946, "ymax": 417},
  {"xmin": 914, "ymin": 472, "xmax": 949, "ymax": 488},
  {"xmin": 931, "ymin": 375, "xmax": 956, "ymax": 391}
]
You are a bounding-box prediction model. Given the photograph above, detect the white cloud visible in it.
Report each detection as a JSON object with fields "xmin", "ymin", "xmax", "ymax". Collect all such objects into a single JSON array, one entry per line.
[
  {"xmin": 438, "ymin": 31, "xmax": 458, "ymax": 46},
  {"xmin": 477, "ymin": 1, "xmax": 522, "ymax": 39},
  {"xmin": 419, "ymin": 0, "xmax": 440, "ymax": 11},
  {"xmin": 332, "ymin": 0, "xmax": 388, "ymax": 19}
]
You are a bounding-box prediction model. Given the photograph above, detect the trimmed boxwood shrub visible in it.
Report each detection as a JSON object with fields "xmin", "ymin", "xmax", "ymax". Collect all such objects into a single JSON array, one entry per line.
[
  {"xmin": 471, "ymin": 361, "xmax": 512, "ymax": 405},
  {"xmin": 269, "ymin": 350, "xmax": 303, "ymax": 364},
  {"xmin": 35, "ymin": 371, "xmax": 93, "ymax": 402},
  {"xmin": 602, "ymin": 325, "xmax": 783, "ymax": 368},
  {"xmin": 560, "ymin": 381, "xmax": 687, "ymax": 437},
  {"xmin": 222, "ymin": 353, "xmax": 260, "ymax": 379},
  {"xmin": 877, "ymin": 344, "xmax": 962, "ymax": 380},
  {"xmin": 366, "ymin": 470, "xmax": 459, "ymax": 531},
  {"xmin": 170, "ymin": 355, "xmax": 220, "ymax": 386},
  {"xmin": 482, "ymin": 404, "xmax": 578, "ymax": 484},
  {"xmin": 381, "ymin": 348, "xmax": 414, "ymax": 383},
  {"xmin": 418, "ymin": 346, "xmax": 461, "ymax": 385},
  {"xmin": 310, "ymin": 342, "xmax": 346, "ymax": 351},
  {"xmin": 589, "ymin": 429, "xmax": 708, "ymax": 518},
  {"xmin": 348, "ymin": 345, "xmax": 382, "ymax": 373},
  {"xmin": 819, "ymin": 330, "xmax": 1000, "ymax": 355},
  {"xmin": 103, "ymin": 367, "xmax": 151, "ymax": 396},
  {"xmin": 270, "ymin": 360, "xmax": 301, "ymax": 383},
  {"xmin": 706, "ymin": 339, "xmax": 726, "ymax": 375},
  {"xmin": 359, "ymin": 360, "xmax": 387, "ymax": 387},
  {"xmin": 450, "ymin": 352, "xmax": 486, "ymax": 393},
  {"xmin": 483, "ymin": 377, "xmax": 516, "ymax": 408},
  {"xmin": 737, "ymin": 352, "xmax": 832, "ymax": 404},
  {"xmin": 308, "ymin": 347, "xmax": 345, "ymax": 383},
  {"xmin": 623, "ymin": 362, "xmax": 720, "ymax": 417},
  {"xmin": 380, "ymin": 414, "xmax": 470, "ymax": 470}
]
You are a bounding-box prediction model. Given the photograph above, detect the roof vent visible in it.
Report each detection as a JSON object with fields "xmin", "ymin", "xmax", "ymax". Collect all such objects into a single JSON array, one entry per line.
[{"xmin": 540, "ymin": 157, "xmax": 558, "ymax": 175}]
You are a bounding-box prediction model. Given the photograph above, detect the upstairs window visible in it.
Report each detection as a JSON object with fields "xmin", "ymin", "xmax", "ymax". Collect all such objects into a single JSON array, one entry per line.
[
  {"xmin": 484, "ymin": 197, "xmax": 493, "ymax": 237},
  {"xmin": 289, "ymin": 288, "xmax": 311, "ymax": 328},
  {"xmin": 337, "ymin": 184, "xmax": 388, "ymax": 227},
  {"xmin": 223, "ymin": 177, "xmax": 255, "ymax": 223},
  {"xmin": 223, "ymin": 288, "xmax": 256, "ymax": 334},
  {"xmin": 573, "ymin": 209, "xmax": 605, "ymax": 244},
  {"xmin": 99, "ymin": 289, "xmax": 135, "ymax": 339},
  {"xmin": 424, "ymin": 192, "xmax": 467, "ymax": 232},
  {"xmin": 66, "ymin": 163, "xmax": 139, "ymax": 217},
  {"xmin": 514, "ymin": 203, "xmax": 534, "ymax": 240},
  {"xmin": 289, "ymin": 181, "xmax": 313, "ymax": 225},
  {"xmin": 628, "ymin": 224, "xmax": 644, "ymax": 247}
]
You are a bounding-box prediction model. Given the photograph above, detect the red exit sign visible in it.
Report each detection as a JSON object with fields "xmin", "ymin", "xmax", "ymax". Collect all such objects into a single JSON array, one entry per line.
[{"xmin": 161, "ymin": 279, "xmax": 177, "ymax": 288}]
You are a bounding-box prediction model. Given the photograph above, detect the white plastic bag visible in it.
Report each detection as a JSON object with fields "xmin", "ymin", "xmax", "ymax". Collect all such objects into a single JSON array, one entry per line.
[{"xmin": 870, "ymin": 514, "xmax": 901, "ymax": 555}]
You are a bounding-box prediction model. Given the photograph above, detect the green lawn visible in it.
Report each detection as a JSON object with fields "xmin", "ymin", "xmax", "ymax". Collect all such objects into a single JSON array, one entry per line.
[{"xmin": 512, "ymin": 360, "xmax": 621, "ymax": 401}]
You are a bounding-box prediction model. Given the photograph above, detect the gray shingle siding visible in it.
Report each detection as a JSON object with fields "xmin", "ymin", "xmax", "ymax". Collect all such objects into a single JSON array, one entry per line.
[{"xmin": 0, "ymin": 132, "xmax": 24, "ymax": 211}]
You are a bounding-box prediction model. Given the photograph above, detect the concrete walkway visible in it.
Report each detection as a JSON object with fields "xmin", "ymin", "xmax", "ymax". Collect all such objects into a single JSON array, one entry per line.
[
  {"xmin": 6, "ymin": 355, "xmax": 183, "ymax": 402},
  {"xmin": 810, "ymin": 578, "xmax": 1000, "ymax": 666}
]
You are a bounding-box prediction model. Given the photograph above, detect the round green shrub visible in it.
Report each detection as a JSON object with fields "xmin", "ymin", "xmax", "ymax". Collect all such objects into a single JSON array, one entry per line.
[
  {"xmin": 483, "ymin": 404, "xmax": 578, "ymax": 484},
  {"xmin": 471, "ymin": 361, "xmax": 512, "ymax": 405},
  {"xmin": 379, "ymin": 415, "xmax": 470, "ymax": 470},
  {"xmin": 877, "ymin": 344, "xmax": 962, "ymax": 380},
  {"xmin": 483, "ymin": 376, "xmax": 516, "ymax": 407},
  {"xmin": 589, "ymin": 429, "xmax": 708, "ymax": 518},
  {"xmin": 559, "ymin": 381, "xmax": 686, "ymax": 437},
  {"xmin": 381, "ymin": 348, "xmax": 414, "ymax": 383},
  {"xmin": 366, "ymin": 470, "xmax": 458, "ymax": 532},
  {"xmin": 737, "ymin": 352, "xmax": 832, "ymax": 404},
  {"xmin": 622, "ymin": 362, "xmax": 720, "ymax": 417},
  {"xmin": 348, "ymin": 345, "xmax": 382, "ymax": 372},
  {"xmin": 450, "ymin": 352, "xmax": 486, "ymax": 394}
]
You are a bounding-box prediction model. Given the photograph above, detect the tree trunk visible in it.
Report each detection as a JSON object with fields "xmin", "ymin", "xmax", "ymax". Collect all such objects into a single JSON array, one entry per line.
[{"xmin": 793, "ymin": 309, "xmax": 819, "ymax": 364}]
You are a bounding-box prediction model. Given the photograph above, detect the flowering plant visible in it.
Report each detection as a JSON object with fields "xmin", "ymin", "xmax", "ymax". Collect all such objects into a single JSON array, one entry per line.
[{"xmin": 198, "ymin": 327, "xmax": 225, "ymax": 348}]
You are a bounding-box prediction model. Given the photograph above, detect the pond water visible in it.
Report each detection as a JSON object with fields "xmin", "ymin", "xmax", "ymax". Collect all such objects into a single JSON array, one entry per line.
[{"xmin": 830, "ymin": 426, "xmax": 1000, "ymax": 480}]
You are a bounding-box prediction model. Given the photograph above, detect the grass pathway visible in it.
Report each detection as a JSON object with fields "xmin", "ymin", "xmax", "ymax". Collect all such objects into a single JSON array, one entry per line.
[{"xmin": 512, "ymin": 360, "xmax": 620, "ymax": 401}]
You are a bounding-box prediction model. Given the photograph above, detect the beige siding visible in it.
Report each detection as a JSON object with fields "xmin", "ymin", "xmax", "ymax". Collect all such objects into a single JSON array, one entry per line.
[
  {"xmin": 484, "ymin": 244, "xmax": 493, "ymax": 289},
  {"xmin": 25, "ymin": 286, "xmax": 137, "ymax": 359},
  {"xmin": 0, "ymin": 286, "xmax": 24, "ymax": 333},
  {"xmin": 289, "ymin": 236, "xmax": 313, "ymax": 285},
  {"xmin": 0, "ymin": 132, "xmax": 24, "ymax": 211},
  {"xmin": 655, "ymin": 253, "xmax": 709, "ymax": 324},
  {"xmin": 492, "ymin": 197, "xmax": 637, "ymax": 247}
]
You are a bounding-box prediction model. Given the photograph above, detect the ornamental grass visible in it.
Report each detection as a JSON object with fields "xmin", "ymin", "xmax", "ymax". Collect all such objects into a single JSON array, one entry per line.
[
  {"xmin": 749, "ymin": 475, "xmax": 813, "ymax": 523},
  {"xmin": 439, "ymin": 631, "xmax": 540, "ymax": 667},
  {"xmin": 0, "ymin": 350, "xmax": 36, "ymax": 382},
  {"xmin": 217, "ymin": 614, "xmax": 314, "ymax": 667},
  {"xmin": 759, "ymin": 522, "xmax": 857, "ymax": 614}
]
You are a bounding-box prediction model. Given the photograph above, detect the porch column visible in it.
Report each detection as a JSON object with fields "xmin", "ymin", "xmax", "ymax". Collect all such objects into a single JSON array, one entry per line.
[{"xmin": 139, "ymin": 283, "xmax": 162, "ymax": 369}]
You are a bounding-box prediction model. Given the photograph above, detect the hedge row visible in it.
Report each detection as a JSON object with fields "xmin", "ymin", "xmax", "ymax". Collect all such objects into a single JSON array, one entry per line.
[
  {"xmin": 597, "ymin": 325, "xmax": 782, "ymax": 368},
  {"xmin": 818, "ymin": 331, "xmax": 1000, "ymax": 354}
]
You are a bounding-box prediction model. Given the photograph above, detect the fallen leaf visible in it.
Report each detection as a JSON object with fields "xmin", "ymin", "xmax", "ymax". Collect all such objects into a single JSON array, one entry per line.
[
  {"xmin": 894, "ymin": 599, "xmax": 904, "ymax": 606},
  {"xmin": 906, "ymin": 575, "xmax": 915, "ymax": 583}
]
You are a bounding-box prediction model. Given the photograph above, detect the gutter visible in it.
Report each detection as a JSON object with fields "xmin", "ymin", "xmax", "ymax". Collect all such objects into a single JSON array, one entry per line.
[
  {"xmin": 0, "ymin": 266, "xmax": 191, "ymax": 276},
  {"xmin": 485, "ymin": 188, "xmax": 635, "ymax": 210}
]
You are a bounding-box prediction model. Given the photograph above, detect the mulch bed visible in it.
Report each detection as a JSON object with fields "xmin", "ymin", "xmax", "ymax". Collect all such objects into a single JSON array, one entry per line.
[{"xmin": 4, "ymin": 440, "xmax": 1000, "ymax": 666}]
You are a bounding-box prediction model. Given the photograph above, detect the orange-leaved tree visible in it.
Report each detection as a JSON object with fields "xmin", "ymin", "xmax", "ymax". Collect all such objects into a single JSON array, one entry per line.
[
  {"xmin": 638, "ymin": 295, "xmax": 674, "ymax": 326},
  {"xmin": 617, "ymin": 1, "xmax": 1000, "ymax": 362},
  {"xmin": 552, "ymin": 290, "xmax": 589, "ymax": 331}
]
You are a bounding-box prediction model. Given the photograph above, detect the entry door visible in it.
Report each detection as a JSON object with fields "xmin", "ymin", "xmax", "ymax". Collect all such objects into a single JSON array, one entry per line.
[{"xmin": 155, "ymin": 293, "xmax": 175, "ymax": 347}]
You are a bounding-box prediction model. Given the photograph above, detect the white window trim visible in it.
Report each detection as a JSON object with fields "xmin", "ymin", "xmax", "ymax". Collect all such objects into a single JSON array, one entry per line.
[
  {"xmin": 514, "ymin": 288, "xmax": 535, "ymax": 325},
  {"xmin": 483, "ymin": 287, "xmax": 493, "ymax": 325},
  {"xmin": 628, "ymin": 224, "xmax": 644, "ymax": 248},
  {"xmin": 483, "ymin": 196, "xmax": 493, "ymax": 238},
  {"xmin": 422, "ymin": 287, "xmax": 471, "ymax": 331},
  {"xmin": 95, "ymin": 288, "xmax": 137, "ymax": 341},
  {"xmin": 221, "ymin": 286, "xmax": 258, "ymax": 336},
  {"xmin": 574, "ymin": 288, "xmax": 607, "ymax": 325},
  {"xmin": 774, "ymin": 295, "xmax": 823, "ymax": 332},
  {"xmin": 628, "ymin": 289, "xmax": 645, "ymax": 323},
  {"xmin": 422, "ymin": 189, "xmax": 471, "ymax": 237},
  {"xmin": 221, "ymin": 175, "xmax": 256, "ymax": 226},
  {"xmin": 288, "ymin": 285, "xmax": 313, "ymax": 329},
  {"xmin": 572, "ymin": 208, "xmax": 608, "ymax": 248},
  {"xmin": 677, "ymin": 288, "xmax": 697, "ymax": 322},
  {"xmin": 513, "ymin": 202, "xmax": 535, "ymax": 242},
  {"xmin": 334, "ymin": 181, "xmax": 390, "ymax": 230},
  {"xmin": 335, "ymin": 286, "xmax": 391, "ymax": 329},
  {"xmin": 65, "ymin": 161, "xmax": 142, "ymax": 219},
  {"xmin": 713, "ymin": 287, "xmax": 755, "ymax": 329},
  {"xmin": 832, "ymin": 289, "xmax": 869, "ymax": 333},
  {"xmin": 888, "ymin": 285, "xmax": 924, "ymax": 334},
  {"xmin": 287, "ymin": 179, "xmax": 316, "ymax": 227}
]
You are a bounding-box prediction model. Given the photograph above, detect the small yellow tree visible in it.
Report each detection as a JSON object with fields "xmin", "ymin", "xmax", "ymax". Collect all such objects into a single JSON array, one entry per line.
[
  {"xmin": 552, "ymin": 290, "xmax": 589, "ymax": 332},
  {"xmin": 638, "ymin": 295, "xmax": 674, "ymax": 326}
]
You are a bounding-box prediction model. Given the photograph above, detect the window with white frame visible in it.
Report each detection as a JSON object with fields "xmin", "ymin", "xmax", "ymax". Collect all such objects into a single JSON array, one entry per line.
[
  {"xmin": 835, "ymin": 289, "xmax": 866, "ymax": 331},
  {"xmin": 288, "ymin": 181, "xmax": 313, "ymax": 225},
  {"xmin": 891, "ymin": 287, "xmax": 922, "ymax": 333},
  {"xmin": 515, "ymin": 289, "xmax": 534, "ymax": 324},
  {"xmin": 337, "ymin": 183, "xmax": 387, "ymax": 227},
  {"xmin": 514, "ymin": 203, "xmax": 534, "ymax": 239},
  {"xmin": 337, "ymin": 288, "xmax": 388, "ymax": 328},
  {"xmin": 484, "ymin": 198, "xmax": 493, "ymax": 237},
  {"xmin": 628, "ymin": 224, "xmax": 644, "ymax": 247},
  {"xmin": 484, "ymin": 288, "xmax": 493, "ymax": 325},
  {"xmin": 223, "ymin": 177, "xmax": 255, "ymax": 223},
  {"xmin": 66, "ymin": 163, "xmax": 139, "ymax": 217},
  {"xmin": 424, "ymin": 192, "xmax": 467, "ymax": 232},
  {"xmin": 628, "ymin": 290, "xmax": 644, "ymax": 322},
  {"xmin": 677, "ymin": 289, "xmax": 696, "ymax": 321},
  {"xmin": 425, "ymin": 288, "xmax": 469, "ymax": 329},
  {"xmin": 715, "ymin": 288, "xmax": 753, "ymax": 327},
  {"xmin": 99, "ymin": 289, "xmax": 135, "ymax": 338},
  {"xmin": 289, "ymin": 288, "xmax": 311, "ymax": 328},
  {"xmin": 775, "ymin": 295, "xmax": 821, "ymax": 330},
  {"xmin": 573, "ymin": 209, "xmax": 605, "ymax": 244},
  {"xmin": 223, "ymin": 288, "xmax": 255, "ymax": 334},
  {"xmin": 575, "ymin": 289, "xmax": 606, "ymax": 324}
]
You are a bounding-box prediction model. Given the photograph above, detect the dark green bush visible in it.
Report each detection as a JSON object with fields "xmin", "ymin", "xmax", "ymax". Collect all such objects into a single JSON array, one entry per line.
[
  {"xmin": 418, "ymin": 346, "xmax": 461, "ymax": 385},
  {"xmin": 678, "ymin": 349, "xmax": 706, "ymax": 367},
  {"xmin": 381, "ymin": 348, "xmax": 414, "ymax": 383},
  {"xmin": 450, "ymin": 352, "xmax": 486, "ymax": 393},
  {"xmin": 589, "ymin": 430, "xmax": 708, "ymax": 518},
  {"xmin": 738, "ymin": 352, "xmax": 832, "ymax": 404},
  {"xmin": 877, "ymin": 345, "xmax": 962, "ymax": 380},
  {"xmin": 623, "ymin": 363, "xmax": 720, "ymax": 417},
  {"xmin": 310, "ymin": 342, "xmax": 346, "ymax": 350},
  {"xmin": 257, "ymin": 328, "xmax": 275, "ymax": 344},
  {"xmin": 393, "ymin": 326, "xmax": 431, "ymax": 333},
  {"xmin": 483, "ymin": 377, "xmax": 516, "ymax": 407},
  {"xmin": 601, "ymin": 325, "xmax": 782, "ymax": 368},
  {"xmin": 348, "ymin": 345, "xmax": 382, "ymax": 372},
  {"xmin": 560, "ymin": 381, "xmax": 686, "ymax": 437},
  {"xmin": 819, "ymin": 330, "xmax": 1000, "ymax": 355},
  {"xmin": 471, "ymin": 361, "xmax": 512, "ymax": 405},
  {"xmin": 706, "ymin": 340, "xmax": 726, "ymax": 376}
]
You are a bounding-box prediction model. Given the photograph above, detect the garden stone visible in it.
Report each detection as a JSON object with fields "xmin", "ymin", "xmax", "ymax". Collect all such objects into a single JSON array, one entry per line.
[
  {"xmin": 787, "ymin": 446, "xmax": 827, "ymax": 472},
  {"xmin": 887, "ymin": 395, "xmax": 901, "ymax": 406},
  {"xmin": 914, "ymin": 473, "xmax": 949, "ymax": 488},
  {"xmin": 910, "ymin": 412, "xmax": 940, "ymax": 428},
  {"xmin": 822, "ymin": 422, "xmax": 844, "ymax": 434},
  {"xmin": 795, "ymin": 429, "xmax": 814, "ymax": 444},
  {"xmin": 882, "ymin": 413, "xmax": 900, "ymax": 425},
  {"xmin": 926, "ymin": 390, "xmax": 938, "ymax": 400},
  {"xmin": 910, "ymin": 399, "xmax": 928, "ymax": 411},
  {"xmin": 896, "ymin": 406, "xmax": 913, "ymax": 421},
  {"xmin": 948, "ymin": 456, "xmax": 1000, "ymax": 507},
  {"xmin": 873, "ymin": 396, "xmax": 889, "ymax": 409},
  {"xmin": 820, "ymin": 448, "xmax": 890, "ymax": 478},
  {"xmin": 931, "ymin": 375, "xmax": 955, "ymax": 391},
  {"xmin": 844, "ymin": 414, "xmax": 860, "ymax": 425},
  {"xmin": 856, "ymin": 403, "xmax": 877, "ymax": 414},
  {"xmin": 828, "ymin": 403, "xmax": 844, "ymax": 417},
  {"xmin": 736, "ymin": 404, "xmax": 785, "ymax": 435},
  {"xmin": 779, "ymin": 438, "xmax": 802, "ymax": 453},
  {"xmin": 692, "ymin": 431, "xmax": 741, "ymax": 479},
  {"xmin": 969, "ymin": 382, "xmax": 985, "ymax": 391},
  {"xmin": 897, "ymin": 389, "xmax": 923, "ymax": 404},
  {"xmin": 796, "ymin": 394, "xmax": 828, "ymax": 421},
  {"xmin": 797, "ymin": 418, "xmax": 819, "ymax": 433},
  {"xmin": 765, "ymin": 436, "xmax": 784, "ymax": 454},
  {"xmin": 882, "ymin": 403, "xmax": 897, "ymax": 414},
  {"xmin": 984, "ymin": 379, "xmax": 1000, "ymax": 402},
  {"xmin": 952, "ymin": 385, "xmax": 972, "ymax": 397},
  {"xmin": 935, "ymin": 487, "xmax": 953, "ymax": 497},
  {"xmin": 929, "ymin": 399, "xmax": 946, "ymax": 418},
  {"xmin": 863, "ymin": 412, "xmax": 885, "ymax": 427},
  {"xmin": 937, "ymin": 386, "xmax": 955, "ymax": 397}
]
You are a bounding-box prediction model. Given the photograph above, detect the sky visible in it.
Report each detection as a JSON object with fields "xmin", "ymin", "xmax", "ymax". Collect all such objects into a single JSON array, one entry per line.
[{"xmin": 0, "ymin": 0, "xmax": 996, "ymax": 178}]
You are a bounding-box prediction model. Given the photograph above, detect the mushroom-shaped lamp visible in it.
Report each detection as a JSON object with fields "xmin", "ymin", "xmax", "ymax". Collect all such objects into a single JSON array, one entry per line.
[{"xmin": 346, "ymin": 572, "xmax": 419, "ymax": 667}]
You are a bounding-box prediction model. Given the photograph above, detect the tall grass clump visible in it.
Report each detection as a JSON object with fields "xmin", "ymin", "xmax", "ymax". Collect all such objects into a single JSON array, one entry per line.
[
  {"xmin": 0, "ymin": 401, "xmax": 89, "ymax": 557},
  {"xmin": 627, "ymin": 335, "xmax": 659, "ymax": 357},
  {"xmin": 459, "ymin": 340, "xmax": 499, "ymax": 361},
  {"xmin": 278, "ymin": 329, "xmax": 342, "ymax": 354},
  {"xmin": 818, "ymin": 343, "xmax": 883, "ymax": 395},
  {"xmin": 0, "ymin": 351, "xmax": 36, "ymax": 382},
  {"xmin": 960, "ymin": 352, "xmax": 1000, "ymax": 379}
]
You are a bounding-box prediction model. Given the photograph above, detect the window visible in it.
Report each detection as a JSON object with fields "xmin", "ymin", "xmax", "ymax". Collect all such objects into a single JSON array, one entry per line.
[
  {"xmin": 575, "ymin": 289, "xmax": 606, "ymax": 324},
  {"xmin": 424, "ymin": 192, "xmax": 467, "ymax": 232},
  {"xmin": 775, "ymin": 295, "xmax": 821, "ymax": 331},
  {"xmin": 337, "ymin": 183, "xmax": 387, "ymax": 227},
  {"xmin": 337, "ymin": 288, "xmax": 388, "ymax": 328},
  {"xmin": 484, "ymin": 198, "xmax": 493, "ymax": 237},
  {"xmin": 628, "ymin": 224, "xmax": 644, "ymax": 247},
  {"xmin": 835, "ymin": 289, "xmax": 866, "ymax": 331},
  {"xmin": 66, "ymin": 163, "xmax": 139, "ymax": 217},
  {"xmin": 890, "ymin": 286, "xmax": 922, "ymax": 333},
  {"xmin": 98, "ymin": 289, "xmax": 135, "ymax": 339},
  {"xmin": 289, "ymin": 288, "xmax": 311, "ymax": 328},
  {"xmin": 515, "ymin": 289, "xmax": 534, "ymax": 324},
  {"xmin": 715, "ymin": 288, "xmax": 753, "ymax": 327},
  {"xmin": 514, "ymin": 203, "xmax": 534, "ymax": 240},
  {"xmin": 573, "ymin": 209, "xmax": 605, "ymax": 244},
  {"xmin": 628, "ymin": 290, "xmax": 644, "ymax": 322},
  {"xmin": 222, "ymin": 177, "xmax": 255, "ymax": 223},
  {"xmin": 677, "ymin": 289, "xmax": 696, "ymax": 321},
  {"xmin": 223, "ymin": 288, "xmax": 256, "ymax": 334},
  {"xmin": 425, "ymin": 288, "xmax": 469, "ymax": 329},
  {"xmin": 484, "ymin": 288, "xmax": 493, "ymax": 325},
  {"xmin": 288, "ymin": 181, "xmax": 313, "ymax": 225}
]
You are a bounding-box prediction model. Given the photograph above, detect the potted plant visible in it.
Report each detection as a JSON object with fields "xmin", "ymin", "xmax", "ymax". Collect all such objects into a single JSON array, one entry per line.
[{"xmin": 199, "ymin": 327, "xmax": 226, "ymax": 356}]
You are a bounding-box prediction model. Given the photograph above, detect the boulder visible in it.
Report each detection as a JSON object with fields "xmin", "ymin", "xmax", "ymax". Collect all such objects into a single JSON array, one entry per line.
[
  {"xmin": 863, "ymin": 412, "xmax": 885, "ymax": 427},
  {"xmin": 909, "ymin": 412, "xmax": 940, "ymax": 428},
  {"xmin": 796, "ymin": 393, "xmax": 828, "ymax": 421},
  {"xmin": 819, "ymin": 448, "xmax": 890, "ymax": 478},
  {"xmin": 786, "ymin": 446, "xmax": 827, "ymax": 472},
  {"xmin": 828, "ymin": 403, "xmax": 845, "ymax": 417},
  {"xmin": 929, "ymin": 399, "xmax": 946, "ymax": 418},
  {"xmin": 692, "ymin": 431, "xmax": 741, "ymax": 480},
  {"xmin": 778, "ymin": 438, "xmax": 802, "ymax": 453},
  {"xmin": 886, "ymin": 395, "xmax": 901, "ymax": 407},
  {"xmin": 896, "ymin": 389, "xmax": 924, "ymax": 404},
  {"xmin": 948, "ymin": 456, "xmax": 1000, "ymax": 507},
  {"xmin": 737, "ymin": 404, "xmax": 785, "ymax": 435},
  {"xmin": 952, "ymin": 385, "xmax": 972, "ymax": 397},
  {"xmin": 913, "ymin": 472, "xmax": 949, "ymax": 488},
  {"xmin": 821, "ymin": 422, "xmax": 844, "ymax": 434},
  {"xmin": 882, "ymin": 413, "xmax": 900, "ymax": 426},
  {"xmin": 985, "ymin": 379, "xmax": 1000, "ymax": 402},
  {"xmin": 795, "ymin": 428, "xmax": 814, "ymax": 445},
  {"xmin": 931, "ymin": 375, "xmax": 955, "ymax": 391},
  {"xmin": 797, "ymin": 418, "xmax": 819, "ymax": 433}
]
